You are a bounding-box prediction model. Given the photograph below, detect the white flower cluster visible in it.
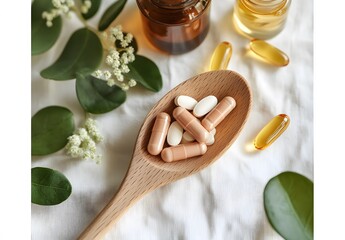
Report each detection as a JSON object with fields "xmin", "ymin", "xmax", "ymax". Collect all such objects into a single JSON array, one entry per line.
[
  {"xmin": 66, "ymin": 118, "xmax": 103, "ymax": 163},
  {"xmin": 93, "ymin": 25, "xmax": 137, "ymax": 91},
  {"xmin": 42, "ymin": 0, "xmax": 92, "ymax": 27},
  {"xmin": 42, "ymin": 0, "xmax": 75, "ymax": 27},
  {"xmin": 81, "ymin": 0, "xmax": 92, "ymax": 14}
]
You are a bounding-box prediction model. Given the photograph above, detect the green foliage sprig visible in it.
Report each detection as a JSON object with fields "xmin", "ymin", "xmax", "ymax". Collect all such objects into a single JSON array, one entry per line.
[
  {"xmin": 31, "ymin": 0, "xmax": 163, "ymax": 205},
  {"xmin": 264, "ymin": 171, "xmax": 313, "ymax": 240}
]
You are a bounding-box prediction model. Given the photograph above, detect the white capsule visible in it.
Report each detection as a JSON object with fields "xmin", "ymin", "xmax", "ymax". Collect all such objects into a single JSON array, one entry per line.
[
  {"xmin": 206, "ymin": 133, "xmax": 215, "ymax": 145},
  {"xmin": 167, "ymin": 121, "xmax": 183, "ymax": 146},
  {"xmin": 210, "ymin": 128, "xmax": 216, "ymax": 136},
  {"xmin": 193, "ymin": 95, "xmax": 218, "ymax": 118},
  {"xmin": 182, "ymin": 131, "xmax": 195, "ymax": 143},
  {"xmin": 174, "ymin": 95, "xmax": 198, "ymax": 110}
]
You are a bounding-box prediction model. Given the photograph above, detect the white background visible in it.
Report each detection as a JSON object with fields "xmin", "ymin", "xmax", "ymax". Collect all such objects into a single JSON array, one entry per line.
[{"xmin": 1, "ymin": 0, "xmax": 344, "ymax": 239}]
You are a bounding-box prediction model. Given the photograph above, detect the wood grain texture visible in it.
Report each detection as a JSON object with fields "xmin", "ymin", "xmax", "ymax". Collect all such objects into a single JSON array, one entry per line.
[{"xmin": 78, "ymin": 70, "xmax": 252, "ymax": 240}]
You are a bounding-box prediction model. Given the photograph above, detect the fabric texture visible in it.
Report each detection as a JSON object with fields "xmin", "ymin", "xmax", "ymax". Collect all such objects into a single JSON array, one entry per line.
[{"xmin": 31, "ymin": 0, "xmax": 313, "ymax": 239}]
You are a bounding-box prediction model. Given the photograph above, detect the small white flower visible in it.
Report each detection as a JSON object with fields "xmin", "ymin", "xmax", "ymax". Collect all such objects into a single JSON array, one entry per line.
[
  {"xmin": 110, "ymin": 50, "xmax": 120, "ymax": 59},
  {"xmin": 102, "ymin": 32, "xmax": 108, "ymax": 40},
  {"xmin": 94, "ymin": 70, "xmax": 102, "ymax": 78},
  {"xmin": 127, "ymin": 47, "xmax": 134, "ymax": 54},
  {"xmin": 52, "ymin": 0, "xmax": 61, "ymax": 8},
  {"xmin": 81, "ymin": 5, "xmax": 88, "ymax": 14},
  {"xmin": 68, "ymin": 135, "xmax": 81, "ymax": 146},
  {"xmin": 116, "ymin": 74, "xmax": 124, "ymax": 82},
  {"xmin": 107, "ymin": 79, "xmax": 115, "ymax": 87},
  {"xmin": 121, "ymin": 83, "xmax": 129, "ymax": 91},
  {"xmin": 128, "ymin": 53, "xmax": 135, "ymax": 62},
  {"xmin": 125, "ymin": 33, "xmax": 133, "ymax": 43},
  {"xmin": 66, "ymin": 117, "xmax": 103, "ymax": 162},
  {"xmin": 77, "ymin": 128, "xmax": 88, "ymax": 140},
  {"xmin": 121, "ymin": 53, "xmax": 129, "ymax": 64},
  {"xmin": 46, "ymin": 21, "xmax": 53, "ymax": 27},
  {"xmin": 66, "ymin": 0, "xmax": 75, "ymax": 7},
  {"xmin": 115, "ymin": 32, "xmax": 124, "ymax": 41},
  {"xmin": 103, "ymin": 70, "xmax": 111, "ymax": 80},
  {"xmin": 128, "ymin": 79, "xmax": 137, "ymax": 87},
  {"xmin": 62, "ymin": 5, "xmax": 69, "ymax": 13},
  {"xmin": 120, "ymin": 65, "xmax": 130, "ymax": 73},
  {"xmin": 112, "ymin": 60, "xmax": 121, "ymax": 68},
  {"xmin": 105, "ymin": 55, "xmax": 114, "ymax": 65},
  {"xmin": 84, "ymin": 0, "xmax": 92, "ymax": 8},
  {"xmin": 42, "ymin": 11, "xmax": 48, "ymax": 18},
  {"xmin": 120, "ymin": 40, "xmax": 129, "ymax": 48}
]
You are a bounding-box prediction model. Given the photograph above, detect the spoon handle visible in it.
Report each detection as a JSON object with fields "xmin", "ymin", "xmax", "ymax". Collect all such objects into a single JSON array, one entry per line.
[{"xmin": 78, "ymin": 158, "xmax": 164, "ymax": 240}]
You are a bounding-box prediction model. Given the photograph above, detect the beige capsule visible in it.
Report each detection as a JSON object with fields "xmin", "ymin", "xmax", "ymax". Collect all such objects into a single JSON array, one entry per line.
[
  {"xmin": 173, "ymin": 107, "xmax": 210, "ymax": 143},
  {"xmin": 147, "ymin": 112, "xmax": 171, "ymax": 155},
  {"xmin": 161, "ymin": 142, "xmax": 207, "ymax": 162},
  {"xmin": 202, "ymin": 96, "xmax": 236, "ymax": 131}
]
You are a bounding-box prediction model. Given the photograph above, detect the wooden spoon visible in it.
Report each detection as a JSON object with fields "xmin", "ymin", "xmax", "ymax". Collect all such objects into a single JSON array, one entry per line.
[{"xmin": 78, "ymin": 70, "xmax": 252, "ymax": 240}]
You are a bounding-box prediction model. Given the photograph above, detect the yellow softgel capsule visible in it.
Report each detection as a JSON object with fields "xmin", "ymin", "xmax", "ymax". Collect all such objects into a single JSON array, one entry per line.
[
  {"xmin": 249, "ymin": 39, "xmax": 289, "ymax": 67},
  {"xmin": 254, "ymin": 114, "xmax": 290, "ymax": 150},
  {"xmin": 209, "ymin": 41, "xmax": 233, "ymax": 70}
]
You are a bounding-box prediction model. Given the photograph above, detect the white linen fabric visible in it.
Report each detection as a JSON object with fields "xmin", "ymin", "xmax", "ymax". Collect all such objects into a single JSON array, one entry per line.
[{"xmin": 31, "ymin": 0, "xmax": 313, "ymax": 239}]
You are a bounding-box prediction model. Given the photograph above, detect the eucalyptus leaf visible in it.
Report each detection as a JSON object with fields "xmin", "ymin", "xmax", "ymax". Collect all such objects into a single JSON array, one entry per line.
[
  {"xmin": 31, "ymin": 0, "xmax": 62, "ymax": 55},
  {"xmin": 125, "ymin": 55, "xmax": 162, "ymax": 92},
  {"xmin": 82, "ymin": 0, "xmax": 102, "ymax": 20},
  {"xmin": 32, "ymin": 106, "xmax": 75, "ymax": 155},
  {"xmin": 264, "ymin": 171, "xmax": 313, "ymax": 240},
  {"xmin": 76, "ymin": 72, "xmax": 126, "ymax": 114},
  {"xmin": 32, "ymin": 167, "xmax": 72, "ymax": 205},
  {"xmin": 115, "ymin": 32, "xmax": 138, "ymax": 53},
  {"xmin": 98, "ymin": 0, "xmax": 127, "ymax": 31},
  {"xmin": 40, "ymin": 28, "xmax": 103, "ymax": 80}
]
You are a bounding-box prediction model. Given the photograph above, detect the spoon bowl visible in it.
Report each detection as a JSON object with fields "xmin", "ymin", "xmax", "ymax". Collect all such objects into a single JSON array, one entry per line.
[{"xmin": 78, "ymin": 70, "xmax": 252, "ymax": 240}]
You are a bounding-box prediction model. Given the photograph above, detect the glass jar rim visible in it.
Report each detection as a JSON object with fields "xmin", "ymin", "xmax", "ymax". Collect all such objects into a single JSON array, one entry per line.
[
  {"xmin": 136, "ymin": 0, "xmax": 211, "ymax": 26},
  {"xmin": 151, "ymin": 0, "xmax": 197, "ymax": 9},
  {"xmin": 242, "ymin": 0, "xmax": 289, "ymax": 14}
]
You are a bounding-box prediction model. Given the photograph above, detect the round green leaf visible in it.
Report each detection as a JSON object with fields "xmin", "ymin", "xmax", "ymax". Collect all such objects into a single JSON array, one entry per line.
[
  {"xmin": 32, "ymin": 106, "xmax": 75, "ymax": 155},
  {"xmin": 32, "ymin": 167, "xmax": 72, "ymax": 205},
  {"xmin": 40, "ymin": 28, "xmax": 103, "ymax": 80},
  {"xmin": 82, "ymin": 0, "xmax": 102, "ymax": 20},
  {"xmin": 125, "ymin": 55, "xmax": 162, "ymax": 92},
  {"xmin": 31, "ymin": 0, "xmax": 62, "ymax": 55},
  {"xmin": 98, "ymin": 0, "xmax": 127, "ymax": 31},
  {"xmin": 76, "ymin": 72, "xmax": 126, "ymax": 114},
  {"xmin": 264, "ymin": 171, "xmax": 313, "ymax": 240}
]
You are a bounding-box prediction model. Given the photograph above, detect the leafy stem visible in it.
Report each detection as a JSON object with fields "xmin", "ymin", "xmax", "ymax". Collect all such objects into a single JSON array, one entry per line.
[{"xmin": 71, "ymin": 5, "xmax": 89, "ymax": 27}]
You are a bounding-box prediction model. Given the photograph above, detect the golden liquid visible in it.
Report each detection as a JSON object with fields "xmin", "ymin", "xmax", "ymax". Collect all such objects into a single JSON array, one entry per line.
[
  {"xmin": 249, "ymin": 39, "xmax": 289, "ymax": 66},
  {"xmin": 209, "ymin": 41, "xmax": 233, "ymax": 70},
  {"xmin": 254, "ymin": 114, "xmax": 290, "ymax": 150},
  {"xmin": 233, "ymin": 0, "xmax": 291, "ymax": 39}
]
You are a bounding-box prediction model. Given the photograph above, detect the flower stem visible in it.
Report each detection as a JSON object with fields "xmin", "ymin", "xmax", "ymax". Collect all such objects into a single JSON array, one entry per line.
[{"xmin": 71, "ymin": 5, "xmax": 89, "ymax": 28}]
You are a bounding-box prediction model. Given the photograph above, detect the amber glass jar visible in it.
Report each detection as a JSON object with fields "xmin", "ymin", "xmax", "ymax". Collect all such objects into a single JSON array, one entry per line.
[
  {"xmin": 136, "ymin": 0, "xmax": 211, "ymax": 54},
  {"xmin": 233, "ymin": 0, "xmax": 291, "ymax": 39}
]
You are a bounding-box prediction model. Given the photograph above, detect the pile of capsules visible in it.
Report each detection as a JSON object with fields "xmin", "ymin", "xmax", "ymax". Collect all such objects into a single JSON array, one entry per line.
[{"xmin": 147, "ymin": 95, "xmax": 236, "ymax": 162}]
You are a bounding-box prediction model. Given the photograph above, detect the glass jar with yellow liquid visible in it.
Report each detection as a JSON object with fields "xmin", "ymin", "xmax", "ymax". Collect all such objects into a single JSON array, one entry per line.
[{"xmin": 233, "ymin": 0, "xmax": 291, "ymax": 39}]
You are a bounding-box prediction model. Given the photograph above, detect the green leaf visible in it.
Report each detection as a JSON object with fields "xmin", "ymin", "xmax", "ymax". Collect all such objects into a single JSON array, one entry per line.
[
  {"xmin": 32, "ymin": 167, "xmax": 72, "ymax": 205},
  {"xmin": 32, "ymin": 106, "xmax": 75, "ymax": 155},
  {"xmin": 82, "ymin": 0, "xmax": 102, "ymax": 20},
  {"xmin": 31, "ymin": 0, "xmax": 62, "ymax": 55},
  {"xmin": 264, "ymin": 171, "xmax": 313, "ymax": 240},
  {"xmin": 76, "ymin": 72, "xmax": 126, "ymax": 114},
  {"xmin": 125, "ymin": 55, "xmax": 162, "ymax": 92},
  {"xmin": 98, "ymin": 0, "xmax": 127, "ymax": 31},
  {"xmin": 115, "ymin": 32, "xmax": 138, "ymax": 53},
  {"xmin": 40, "ymin": 28, "xmax": 103, "ymax": 80}
]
